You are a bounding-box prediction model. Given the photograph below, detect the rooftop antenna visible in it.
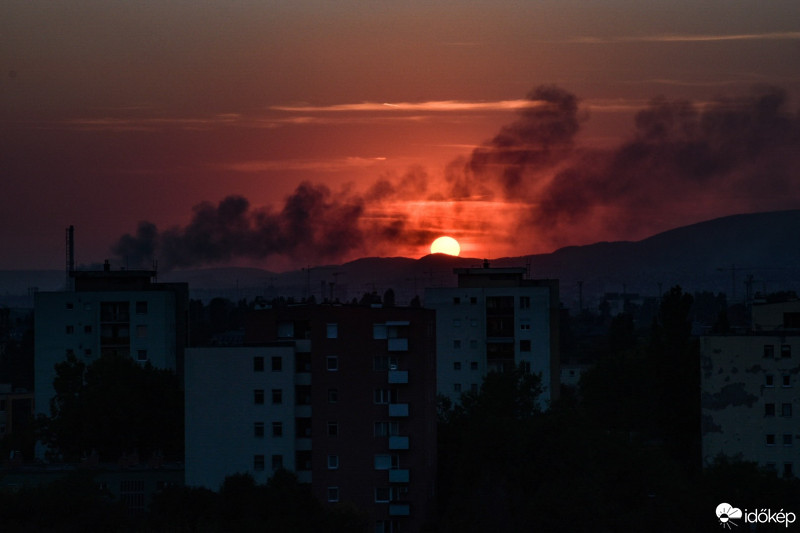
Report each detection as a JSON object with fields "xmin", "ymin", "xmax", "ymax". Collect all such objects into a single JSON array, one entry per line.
[{"xmin": 65, "ymin": 225, "xmax": 75, "ymax": 291}]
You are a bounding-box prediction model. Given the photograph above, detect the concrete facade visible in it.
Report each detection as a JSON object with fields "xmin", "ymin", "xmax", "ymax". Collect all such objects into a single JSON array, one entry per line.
[
  {"xmin": 425, "ymin": 266, "xmax": 560, "ymax": 406},
  {"xmin": 701, "ymin": 300, "xmax": 800, "ymax": 477}
]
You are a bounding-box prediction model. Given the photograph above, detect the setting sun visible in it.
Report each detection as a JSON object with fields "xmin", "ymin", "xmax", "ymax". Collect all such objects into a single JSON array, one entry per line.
[{"xmin": 430, "ymin": 236, "xmax": 461, "ymax": 256}]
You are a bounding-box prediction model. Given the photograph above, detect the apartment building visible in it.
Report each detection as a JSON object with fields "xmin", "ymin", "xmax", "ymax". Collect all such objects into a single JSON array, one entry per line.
[
  {"xmin": 424, "ymin": 263, "xmax": 560, "ymax": 406},
  {"xmin": 34, "ymin": 263, "xmax": 188, "ymax": 424},
  {"xmin": 186, "ymin": 303, "xmax": 437, "ymax": 533},
  {"xmin": 701, "ymin": 299, "xmax": 800, "ymax": 477}
]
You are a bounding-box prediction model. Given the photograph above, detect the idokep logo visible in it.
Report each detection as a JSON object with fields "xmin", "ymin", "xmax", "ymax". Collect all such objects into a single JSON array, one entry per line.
[
  {"xmin": 716, "ymin": 502, "xmax": 797, "ymax": 529},
  {"xmin": 716, "ymin": 503, "xmax": 742, "ymax": 529}
]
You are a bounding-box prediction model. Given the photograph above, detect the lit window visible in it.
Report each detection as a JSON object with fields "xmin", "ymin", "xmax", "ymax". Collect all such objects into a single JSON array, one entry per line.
[{"xmin": 327, "ymin": 356, "xmax": 339, "ymax": 371}]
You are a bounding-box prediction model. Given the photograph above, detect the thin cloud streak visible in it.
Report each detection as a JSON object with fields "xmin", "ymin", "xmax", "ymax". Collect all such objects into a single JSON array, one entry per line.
[
  {"xmin": 271, "ymin": 99, "xmax": 546, "ymax": 113},
  {"xmin": 570, "ymin": 31, "xmax": 800, "ymax": 44}
]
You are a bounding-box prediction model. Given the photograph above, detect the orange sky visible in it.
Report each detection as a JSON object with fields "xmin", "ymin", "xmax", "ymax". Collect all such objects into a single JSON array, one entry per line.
[{"xmin": 2, "ymin": 1, "xmax": 800, "ymax": 270}]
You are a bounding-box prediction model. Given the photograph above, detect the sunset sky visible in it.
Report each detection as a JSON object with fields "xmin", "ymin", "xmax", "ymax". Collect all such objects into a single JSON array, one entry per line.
[{"xmin": 3, "ymin": 1, "xmax": 800, "ymax": 271}]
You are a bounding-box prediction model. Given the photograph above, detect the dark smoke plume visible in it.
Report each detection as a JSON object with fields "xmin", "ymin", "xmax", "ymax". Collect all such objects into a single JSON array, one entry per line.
[{"xmin": 114, "ymin": 85, "xmax": 800, "ymax": 269}]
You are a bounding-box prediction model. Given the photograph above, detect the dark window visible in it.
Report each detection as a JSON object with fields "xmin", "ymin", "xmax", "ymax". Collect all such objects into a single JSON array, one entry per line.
[
  {"xmin": 453, "ymin": 297, "xmax": 461, "ymax": 305},
  {"xmin": 271, "ymin": 356, "xmax": 282, "ymax": 371},
  {"xmin": 254, "ymin": 389, "xmax": 264, "ymax": 404},
  {"xmin": 784, "ymin": 375, "xmax": 792, "ymax": 387},
  {"xmin": 254, "ymin": 357, "xmax": 264, "ymax": 372},
  {"xmin": 766, "ymin": 375, "xmax": 774, "ymax": 386},
  {"xmin": 765, "ymin": 403, "xmax": 776, "ymax": 417},
  {"xmin": 764, "ymin": 345, "xmax": 775, "ymax": 358},
  {"xmin": 520, "ymin": 296, "xmax": 530, "ymax": 309},
  {"xmin": 272, "ymin": 455, "xmax": 283, "ymax": 470},
  {"xmin": 254, "ymin": 422, "xmax": 264, "ymax": 437},
  {"xmin": 784, "ymin": 463, "xmax": 794, "ymax": 478},
  {"xmin": 454, "ymin": 362, "xmax": 461, "ymax": 370},
  {"xmin": 520, "ymin": 339, "xmax": 531, "ymax": 352},
  {"xmin": 137, "ymin": 350, "xmax": 148, "ymax": 362},
  {"xmin": 66, "ymin": 325, "xmax": 74, "ymax": 334},
  {"xmin": 327, "ymin": 356, "xmax": 338, "ymax": 371},
  {"xmin": 135, "ymin": 301, "xmax": 148, "ymax": 314},
  {"xmin": 328, "ymin": 422, "xmax": 338, "ymax": 437},
  {"xmin": 784, "ymin": 434, "xmax": 793, "ymax": 446},
  {"xmin": 781, "ymin": 345, "xmax": 791, "ymax": 358},
  {"xmin": 784, "ymin": 312, "xmax": 800, "ymax": 329},
  {"xmin": 766, "ymin": 434, "xmax": 776, "ymax": 446},
  {"xmin": 328, "ymin": 388, "xmax": 338, "ymax": 403},
  {"xmin": 84, "ymin": 325, "xmax": 92, "ymax": 334},
  {"xmin": 782, "ymin": 403, "xmax": 793, "ymax": 417},
  {"xmin": 272, "ymin": 422, "xmax": 283, "ymax": 437},
  {"xmin": 272, "ymin": 389, "xmax": 282, "ymax": 405},
  {"xmin": 471, "ymin": 361, "xmax": 478, "ymax": 371},
  {"xmin": 470, "ymin": 297, "xmax": 477, "ymax": 304},
  {"xmin": 254, "ymin": 455, "xmax": 265, "ymax": 471}
]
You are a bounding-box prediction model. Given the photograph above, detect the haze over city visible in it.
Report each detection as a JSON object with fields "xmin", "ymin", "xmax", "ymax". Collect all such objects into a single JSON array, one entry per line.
[{"xmin": 3, "ymin": 1, "xmax": 800, "ymax": 271}]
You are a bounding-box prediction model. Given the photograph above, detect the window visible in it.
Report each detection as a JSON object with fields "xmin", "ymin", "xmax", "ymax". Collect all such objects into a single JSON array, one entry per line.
[
  {"xmin": 254, "ymin": 356, "xmax": 264, "ymax": 372},
  {"xmin": 766, "ymin": 434, "xmax": 776, "ymax": 446},
  {"xmin": 766, "ymin": 374, "xmax": 775, "ymax": 387},
  {"xmin": 454, "ymin": 383, "xmax": 462, "ymax": 393},
  {"xmin": 66, "ymin": 348, "xmax": 75, "ymax": 357},
  {"xmin": 254, "ymin": 455, "xmax": 265, "ymax": 471},
  {"xmin": 136, "ymin": 325, "xmax": 147, "ymax": 338},
  {"xmin": 254, "ymin": 389, "xmax": 265, "ymax": 404},
  {"xmin": 784, "ymin": 463, "xmax": 794, "ymax": 478},
  {"xmin": 84, "ymin": 325, "xmax": 92, "ymax": 334},
  {"xmin": 453, "ymin": 319, "xmax": 461, "ymax": 327},
  {"xmin": 66, "ymin": 302, "xmax": 74, "ymax": 310},
  {"xmin": 520, "ymin": 361, "xmax": 531, "ymax": 373},
  {"xmin": 453, "ymin": 340, "xmax": 461, "ymax": 349},
  {"xmin": 272, "ymin": 455, "xmax": 283, "ymax": 470},
  {"xmin": 454, "ymin": 362, "xmax": 461, "ymax": 371},
  {"xmin": 327, "ymin": 323, "xmax": 338, "ymax": 338},
  {"xmin": 782, "ymin": 403, "xmax": 793, "ymax": 417},
  {"xmin": 271, "ymin": 356, "xmax": 282, "ymax": 371},
  {"xmin": 471, "ymin": 361, "xmax": 478, "ymax": 371},
  {"xmin": 471, "ymin": 383, "xmax": 479, "ymax": 393},
  {"xmin": 137, "ymin": 350, "xmax": 148, "ymax": 362},
  {"xmin": 784, "ymin": 434, "xmax": 793, "ymax": 446},
  {"xmin": 135, "ymin": 301, "xmax": 148, "ymax": 314},
  {"xmin": 781, "ymin": 344, "xmax": 792, "ymax": 358},
  {"xmin": 375, "ymin": 487, "xmax": 391, "ymax": 503},
  {"xmin": 470, "ymin": 339, "xmax": 478, "ymax": 349},
  {"xmin": 520, "ymin": 320, "xmax": 531, "ymax": 331},
  {"xmin": 327, "ymin": 356, "xmax": 339, "ymax": 371},
  {"xmin": 84, "ymin": 348, "xmax": 92, "ymax": 356},
  {"xmin": 470, "ymin": 297, "xmax": 477, "ymax": 304},
  {"xmin": 765, "ymin": 403, "xmax": 776, "ymax": 417},
  {"xmin": 784, "ymin": 375, "xmax": 792, "ymax": 387},
  {"xmin": 277, "ymin": 321, "xmax": 294, "ymax": 338},
  {"xmin": 453, "ymin": 297, "xmax": 461, "ymax": 305},
  {"xmin": 374, "ymin": 454, "xmax": 399, "ymax": 470},
  {"xmin": 66, "ymin": 325, "xmax": 74, "ymax": 334},
  {"xmin": 328, "ymin": 455, "xmax": 339, "ymax": 469},
  {"xmin": 520, "ymin": 296, "xmax": 531, "ymax": 309},
  {"xmin": 373, "ymin": 324, "xmax": 387, "ymax": 339},
  {"xmin": 327, "ymin": 487, "xmax": 339, "ymax": 502},
  {"xmin": 328, "ymin": 388, "xmax": 338, "ymax": 403},
  {"xmin": 254, "ymin": 422, "xmax": 264, "ymax": 437},
  {"xmin": 272, "ymin": 389, "xmax": 283, "ymax": 405},
  {"xmin": 764, "ymin": 345, "xmax": 775, "ymax": 358},
  {"xmin": 328, "ymin": 422, "xmax": 338, "ymax": 437},
  {"xmin": 374, "ymin": 356, "xmax": 398, "ymax": 371},
  {"xmin": 374, "ymin": 421, "xmax": 399, "ymax": 437},
  {"xmin": 374, "ymin": 388, "xmax": 397, "ymax": 404},
  {"xmin": 520, "ymin": 340, "xmax": 531, "ymax": 352},
  {"xmin": 272, "ymin": 422, "xmax": 283, "ymax": 437}
]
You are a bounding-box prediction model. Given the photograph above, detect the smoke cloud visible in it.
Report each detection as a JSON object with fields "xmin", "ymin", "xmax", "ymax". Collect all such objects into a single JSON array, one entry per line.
[{"xmin": 113, "ymin": 85, "xmax": 800, "ymax": 269}]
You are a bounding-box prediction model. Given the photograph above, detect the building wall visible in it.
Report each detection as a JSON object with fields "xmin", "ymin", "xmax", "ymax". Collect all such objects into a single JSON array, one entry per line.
[
  {"xmin": 425, "ymin": 276, "xmax": 559, "ymax": 407},
  {"xmin": 185, "ymin": 345, "xmax": 297, "ymax": 489},
  {"xmin": 34, "ymin": 290, "xmax": 177, "ymax": 419},
  {"xmin": 701, "ymin": 334, "xmax": 800, "ymax": 477},
  {"xmin": 244, "ymin": 305, "xmax": 437, "ymax": 532}
]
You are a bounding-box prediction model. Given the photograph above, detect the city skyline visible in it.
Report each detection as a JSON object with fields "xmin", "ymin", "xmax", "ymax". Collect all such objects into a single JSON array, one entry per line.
[{"xmin": 3, "ymin": 1, "xmax": 800, "ymax": 271}]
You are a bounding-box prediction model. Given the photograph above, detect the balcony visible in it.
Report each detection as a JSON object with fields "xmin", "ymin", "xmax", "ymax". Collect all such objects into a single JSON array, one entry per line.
[
  {"xmin": 389, "ymin": 469, "xmax": 410, "ymax": 483},
  {"xmin": 388, "ymin": 338, "xmax": 408, "ymax": 352},
  {"xmin": 388, "ymin": 370, "xmax": 408, "ymax": 384},
  {"xmin": 389, "ymin": 503, "xmax": 410, "ymax": 517},
  {"xmin": 388, "ymin": 403, "xmax": 409, "ymax": 417},
  {"xmin": 388, "ymin": 436, "xmax": 409, "ymax": 450}
]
